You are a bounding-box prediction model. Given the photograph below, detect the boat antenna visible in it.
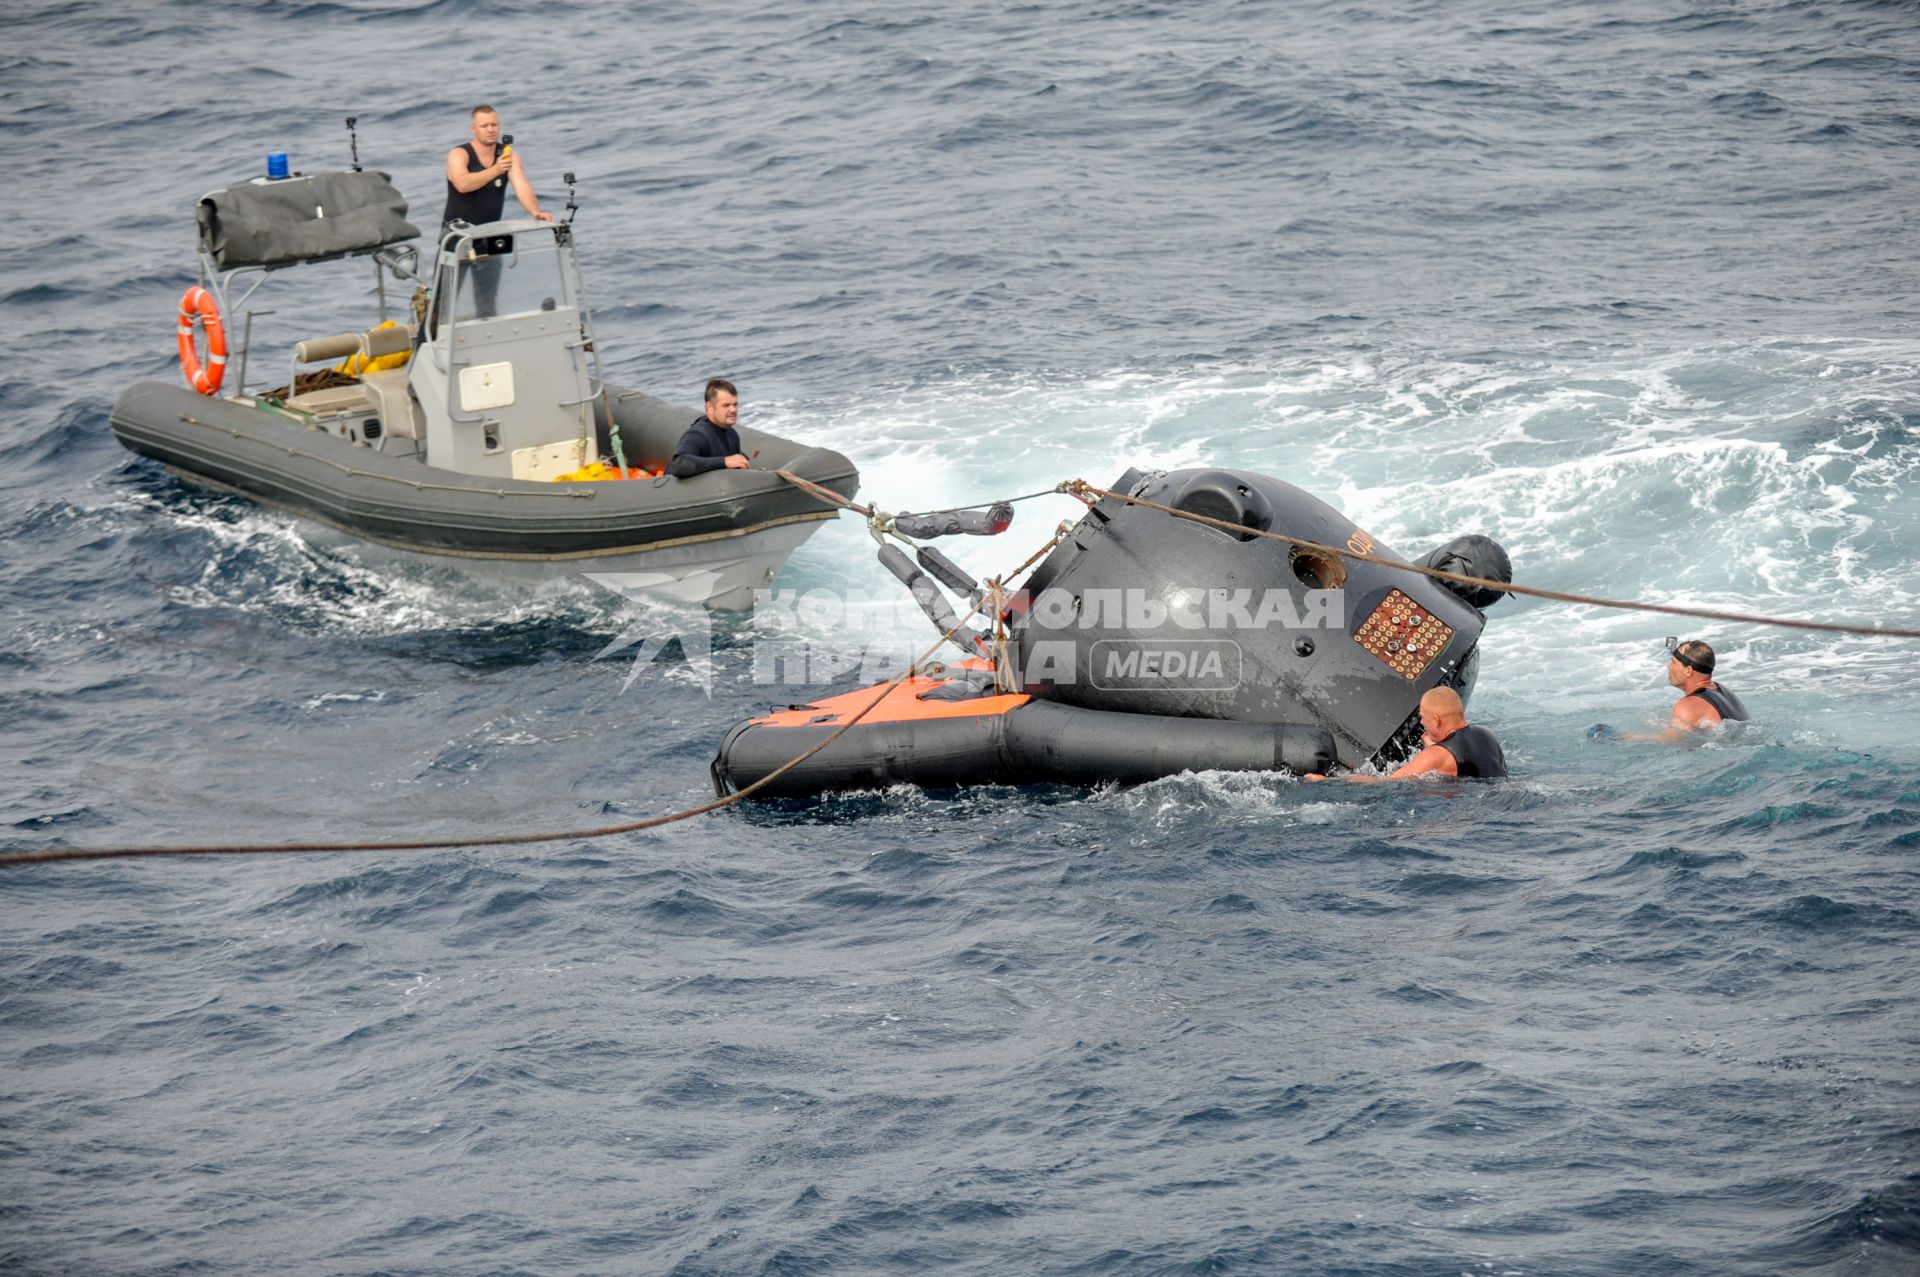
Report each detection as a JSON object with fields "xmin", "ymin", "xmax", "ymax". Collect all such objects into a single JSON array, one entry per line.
[
  {"xmin": 562, "ymin": 171, "xmax": 580, "ymax": 224},
  {"xmin": 344, "ymin": 115, "xmax": 362, "ymax": 171}
]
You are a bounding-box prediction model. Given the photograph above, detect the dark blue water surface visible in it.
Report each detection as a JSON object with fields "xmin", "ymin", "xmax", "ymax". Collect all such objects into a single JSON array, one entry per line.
[{"xmin": 3, "ymin": 2, "xmax": 1919, "ymax": 1273}]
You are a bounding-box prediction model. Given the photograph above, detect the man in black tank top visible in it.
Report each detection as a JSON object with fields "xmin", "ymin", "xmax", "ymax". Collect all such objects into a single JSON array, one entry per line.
[
  {"xmin": 443, "ymin": 105, "xmax": 551, "ymax": 229},
  {"xmin": 1642, "ymin": 638, "xmax": 1751, "ymax": 739},
  {"xmin": 441, "ymin": 105, "xmax": 552, "ymax": 316},
  {"xmin": 1307, "ymin": 686, "xmax": 1508, "ymax": 783}
]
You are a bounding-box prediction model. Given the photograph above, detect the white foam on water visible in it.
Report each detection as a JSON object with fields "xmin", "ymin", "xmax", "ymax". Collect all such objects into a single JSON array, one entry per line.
[
  {"xmin": 120, "ymin": 339, "xmax": 1920, "ymax": 720},
  {"xmin": 299, "ymin": 690, "xmax": 388, "ymax": 711},
  {"xmin": 143, "ymin": 496, "xmax": 593, "ymax": 636},
  {"xmin": 760, "ymin": 338, "xmax": 1920, "ymax": 714}
]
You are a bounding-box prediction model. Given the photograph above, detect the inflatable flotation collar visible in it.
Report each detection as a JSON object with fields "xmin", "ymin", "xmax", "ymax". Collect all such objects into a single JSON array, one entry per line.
[
  {"xmin": 712, "ymin": 675, "xmax": 1337, "ymax": 797},
  {"xmin": 176, "ymin": 285, "xmax": 227, "ymax": 395}
]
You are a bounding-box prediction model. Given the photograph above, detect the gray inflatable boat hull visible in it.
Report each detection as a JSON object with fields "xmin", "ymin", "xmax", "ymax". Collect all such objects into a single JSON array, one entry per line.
[{"xmin": 110, "ymin": 381, "xmax": 859, "ymax": 605}]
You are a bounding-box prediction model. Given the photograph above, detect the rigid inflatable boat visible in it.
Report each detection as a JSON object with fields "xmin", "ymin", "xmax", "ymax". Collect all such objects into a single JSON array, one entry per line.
[
  {"xmin": 111, "ymin": 167, "xmax": 858, "ymax": 608},
  {"xmin": 713, "ymin": 466, "xmax": 1512, "ymax": 796}
]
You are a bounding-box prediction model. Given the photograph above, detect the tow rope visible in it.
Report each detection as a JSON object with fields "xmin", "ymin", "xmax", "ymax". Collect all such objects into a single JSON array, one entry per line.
[
  {"xmin": 1064, "ymin": 481, "xmax": 1920, "ymax": 640},
  {"xmin": 4, "ymin": 469, "xmax": 1914, "ymax": 867},
  {"xmin": 0, "ymin": 523, "xmax": 1072, "ymax": 867}
]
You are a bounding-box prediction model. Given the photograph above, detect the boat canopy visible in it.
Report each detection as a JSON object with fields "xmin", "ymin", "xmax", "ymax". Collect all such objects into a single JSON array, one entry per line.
[{"xmin": 196, "ymin": 169, "xmax": 420, "ymax": 270}]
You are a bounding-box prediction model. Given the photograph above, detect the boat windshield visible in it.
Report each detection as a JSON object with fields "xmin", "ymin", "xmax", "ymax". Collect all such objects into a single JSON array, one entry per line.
[{"xmin": 453, "ymin": 235, "xmax": 570, "ymax": 324}]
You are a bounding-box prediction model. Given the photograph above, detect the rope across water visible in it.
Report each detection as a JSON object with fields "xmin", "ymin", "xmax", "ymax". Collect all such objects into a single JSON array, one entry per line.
[
  {"xmin": 3, "ymin": 468, "xmax": 1913, "ymax": 867},
  {"xmin": 0, "ymin": 517, "xmax": 1071, "ymax": 867},
  {"xmin": 1063, "ymin": 480, "xmax": 1920, "ymax": 639}
]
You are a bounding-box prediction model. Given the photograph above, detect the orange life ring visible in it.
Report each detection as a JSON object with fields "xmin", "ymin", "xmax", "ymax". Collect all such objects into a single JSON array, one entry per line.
[{"xmin": 176, "ymin": 285, "xmax": 227, "ymax": 395}]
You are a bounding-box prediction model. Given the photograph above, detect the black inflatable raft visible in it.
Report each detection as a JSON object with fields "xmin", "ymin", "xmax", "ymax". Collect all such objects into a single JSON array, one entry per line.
[
  {"xmin": 712, "ymin": 465, "xmax": 1512, "ymax": 797},
  {"xmin": 712, "ymin": 673, "xmax": 1336, "ymax": 797}
]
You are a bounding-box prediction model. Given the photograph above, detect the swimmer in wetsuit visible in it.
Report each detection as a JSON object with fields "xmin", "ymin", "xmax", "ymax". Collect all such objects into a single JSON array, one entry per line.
[
  {"xmin": 1306, "ymin": 686, "xmax": 1507, "ymax": 783},
  {"xmin": 1599, "ymin": 637, "xmax": 1749, "ymax": 743}
]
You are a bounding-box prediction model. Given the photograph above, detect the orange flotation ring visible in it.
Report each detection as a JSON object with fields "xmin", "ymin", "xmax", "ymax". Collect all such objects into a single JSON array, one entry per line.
[{"xmin": 176, "ymin": 285, "xmax": 227, "ymax": 395}]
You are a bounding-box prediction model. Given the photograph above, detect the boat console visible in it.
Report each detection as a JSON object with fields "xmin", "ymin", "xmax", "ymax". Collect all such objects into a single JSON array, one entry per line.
[{"xmin": 411, "ymin": 220, "xmax": 604, "ymax": 480}]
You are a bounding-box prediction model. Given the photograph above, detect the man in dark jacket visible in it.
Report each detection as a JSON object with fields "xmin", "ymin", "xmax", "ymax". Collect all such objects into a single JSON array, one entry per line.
[{"xmin": 669, "ymin": 379, "xmax": 752, "ymax": 478}]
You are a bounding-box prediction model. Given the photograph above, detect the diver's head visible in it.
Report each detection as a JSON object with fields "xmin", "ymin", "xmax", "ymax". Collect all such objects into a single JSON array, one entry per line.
[
  {"xmin": 1664, "ymin": 637, "xmax": 1715, "ymax": 686},
  {"xmin": 1418, "ymin": 686, "xmax": 1467, "ymax": 742}
]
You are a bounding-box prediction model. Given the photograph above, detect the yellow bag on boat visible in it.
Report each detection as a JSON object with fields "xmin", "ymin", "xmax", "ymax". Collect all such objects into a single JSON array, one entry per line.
[{"xmin": 336, "ymin": 320, "xmax": 411, "ymax": 375}]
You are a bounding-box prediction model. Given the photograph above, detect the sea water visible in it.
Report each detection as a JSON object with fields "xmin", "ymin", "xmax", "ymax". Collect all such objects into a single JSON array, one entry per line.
[{"xmin": 1, "ymin": 2, "xmax": 1916, "ymax": 1273}]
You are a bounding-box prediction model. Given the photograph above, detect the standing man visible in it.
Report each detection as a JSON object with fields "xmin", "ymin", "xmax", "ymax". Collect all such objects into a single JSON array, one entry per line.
[
  {"xmin": 441, "ymin": 105, "xmax": 551, "ymax": 320},
  {"xmin": 1306, "ymin": 686, "xmax": 1507, "ymax": 782},
  {"xmin": 669, "ymin": 380, "xmax": 753, "ymax": 478},
  {"xmin": 443, "ymin": 105, "xmax": 551, "ymax": 230}
]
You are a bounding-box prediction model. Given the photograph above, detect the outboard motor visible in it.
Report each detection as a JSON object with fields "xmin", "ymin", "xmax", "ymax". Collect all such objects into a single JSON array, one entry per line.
[{"xmin": 1011, "ymin": 468, "xmax": 1511, "ymax": 769}]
